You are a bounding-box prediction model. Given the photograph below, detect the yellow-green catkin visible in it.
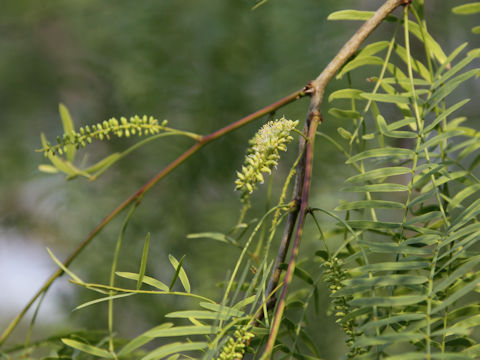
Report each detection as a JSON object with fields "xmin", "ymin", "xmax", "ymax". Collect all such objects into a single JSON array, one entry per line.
[
  {"xmin": 235, "ymin": 117, "xmax": 298, "ymax": 201},
  {"xmin": 216, "ymin": 328, "xmax": 255, "ymax": 360},
  {"xmin": 324, "ymin": 257, "xmax": 364, "ymax": 358},
  {"xmin": 42, "ymin": 115, "xmax": 167, "ymax": 155}
]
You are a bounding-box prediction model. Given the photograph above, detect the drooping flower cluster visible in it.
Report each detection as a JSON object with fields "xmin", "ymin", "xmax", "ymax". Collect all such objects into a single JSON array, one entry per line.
[
  {"xmin": 324, "ymin": 257, "xmax": 364, "ymax": 359},
  {"xmin": 41, "ymin": 115, "xmax": 168, "ymax": 155},
  {"xmin": 216, "ymin": 328, "xmax": 255, "ymax": 360},
  {"xmin": 235, "ymin": 117, "xmax": 298, "ymax": 199}
]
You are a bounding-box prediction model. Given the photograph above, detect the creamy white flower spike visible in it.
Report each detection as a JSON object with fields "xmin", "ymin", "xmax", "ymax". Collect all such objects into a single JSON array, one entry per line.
[{"xmin": 235, "ymin": 117, "xmax": 298, "ymax": 200}]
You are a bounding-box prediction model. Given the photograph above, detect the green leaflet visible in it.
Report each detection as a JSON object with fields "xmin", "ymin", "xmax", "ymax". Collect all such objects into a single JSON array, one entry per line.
[
  {"xmin": 421, "ymin": 171, "xmax": 468, "ymax": 193},
  {"xmin": 387, "ymin": 117, "xmax": 417, "ymax": 130},
  {"xmin": 118, "ymin": 323, "xmax": 174, "ymax": 356},
  {"xmin": 448, "ymin": 184, "xmax": 480, "ymax": 211},
  {"xmin": 442, "ymin": 223, "xmax": 480, "ymax": 247},
  {"xmin": 411, "ymin": 164, "xmax": 446, "ymax": 190},
  {"xmin": 459, "ymin": 140, "xmax": 480, "ymax": 160},
  {"xmin": 116, "ymin": 272, "xmax": 169, "ymax": 291},
  {"xmin": 58, "ymin": 103, "xmax": 76, "ymax": 162},
  {"xmin": 169, "ymin": 254, "xmax": 191, "ymax": 293},
  {"xmin": 337, "ymin": 275, "xmax": 428, "ymax": 294},
  {"xmin": 199, "ymin": 302, "xmax": 245, "ymax": 318},
  {"xmin": 141, "ymin": 342, "xmax": 207, "ymax": 360},
  {"xmin": 336, "ymin": 56, "xmax": 385, "ymax": 79},
  {"xmin": 335, "ymin": 200, "xmax": 404, "ymax": 211},
  {"xmin": 359, "ymin": 41, "xmax": 391, "ymax": 57},
  {"xmin": 354, "ymin": 332, "xmax": 425, "ymax": 347},
  {"xmin": 361, "ymin": 92, "xmax": 411, "ymax": 104},
  {"xmin": 187, "ymin": 232, "xmax": 239, "ymax": 246},
  {"xmin": 346, "ymin": 220, "xmax": 403, "ymax": 230},
  {"xmin": 452, "ymin": 3, "xmax": 480, "ymax": 15},
  {"xmin": 395, "ymin": 43, "xmax": 432, "ymax": 82},
  {"xmin": 358, "ymin": 239, "xmax": 431, "ymax": 256},
  {"xmin": 349, "ymin": 295, "xmax": 427, "ymax": 307},
  {"xmin": 434, "ymin": 42, "xmax": 468, "ymax": 78},
  {"xmin": 462, "ymin": 344, "xmax": 480, "ymax": 358},
  {"xmin": 143, "ymin": 325, "xmax": 218, "ymax": 337},
  {"xmin": 385, "ymin": 353, "xmax": 472, "ymax": 360},
  {"xmin": 165, "ymin": 310, "xmax": 236, "ymax": 321},
  {"xmin": 327, "ymin": 9, "xmax": 396, "ymax": 22},
  {"xmin": 433, "ymin": 48, "xmax": 480, "ymax": 89},
  {"xmin": 403, "ymin": 234, "xmax": 441, "ymax": 247},
  {"xmin": 431, "ymin": 277, "xmax": 480, "ymax": 314},
  {"xmin": 381, "ymin": 77, "xmax": 431, "ymax": 87},
  {"xmin": 352, "ymin": 261, "xmax": 429, "ymax": 273},
  {"xmin": 294, "ymin": 266, "xmax": 314, "ymax": 285},
  {"xmin": 449, "ymin": 199, "xmax": 480, "ymax": 231},
  {"xmin": 328, "ymin": 88, "xmax": 363, "ymax": 102},
  {"xmin": 450, "ymin": 137, "xmax": 480, "ymax": 154},
  {"xmin": 407, "ymin": 20, "xmax": 447, "ymax": 65},
  {"xmin": 358, "ymin": 313, "xmax": 426, "ymax": 332},
  {"xmin": 82, "ymin": 152, "xmax": 122, "ymax": 177},
  {"xmin": 346, "ymin": 147, "xmax": 415, "ymax": 163},
  {"xmin": 376, "ymin": 115, "xmax": 417, "ymax": 138},
  {"xmin": 341, "ymin": 183, "xmax": 408, "ymax": 192},
  {"xmin": 452, "ymin": 314, "xmax": 480, "ymax": 332},
  {"xmin": 437, "ymin": 237, "xmax": 480, "ymax": 273},
  {"xmin": 434, "ymin": 256, "xmax": 480, "ymax": 293},
  {"xmin": 427, "ymin": 69, "xmax": 480, "ymax": 112},
  {"xmin": 419, "ymin": 130, "xmax": 466, "ymax": 151},
  {"xmin": 40, "ymin": 134, "xmax": 90, "ymax": 178},
  {"xmin": 47, "ymin": 248, "xmax": 84, "ymax": 285},
  {"xmin": 38, "ymin": 164, "xmax": 59, "ymax": 174},
  {"xmin": 61, "ymin": 339, "xmax": 114, "ymax": 358},
  {"xmin": 75, "ymin": 293, "xmax": 134, "ymax": 310},
  {"xmin": 337, "ymin": 127, "xmax": 353, "ymax": 140},
  {"xmin": 279, "ymin": 263, "xmax": 314, "ymax": 285},
  {"xmin": 137, "ymin": 232, "xmax": 150, "ymax": 290},
  {"xmin": 327, "ymin": 10, "xmax": 376, "ymax": 21},
  {"xmin": 328, "ymin": 108, "xmax": 361, "ymax": 119},
  {"xmin": 404, "ymin": 211, "xmax": 442, "ymax": 225}
]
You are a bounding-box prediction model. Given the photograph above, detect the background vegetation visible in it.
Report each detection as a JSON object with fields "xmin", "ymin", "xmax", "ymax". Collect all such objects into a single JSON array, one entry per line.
[{"xmin": 0, "ymin": 0, "xmax": 479, "ymax": 359}]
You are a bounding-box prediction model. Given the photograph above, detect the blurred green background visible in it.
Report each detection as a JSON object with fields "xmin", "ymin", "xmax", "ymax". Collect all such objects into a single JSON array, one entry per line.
[{"xmin": 0, "ymin": 0, "xmax": 478, "ymax": 358}]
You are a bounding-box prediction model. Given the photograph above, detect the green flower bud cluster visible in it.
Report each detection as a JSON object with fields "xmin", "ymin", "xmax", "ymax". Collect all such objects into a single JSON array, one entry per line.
[
  {"xmin": 216, "ymin": 328, "xmax": 254, "ymax": 360},
  {"xmin": 324, "ymin": 257, "xmax": 364, "ymax": 358},
  {"xmin": 235, "ymin": 117, "xmax": 298, "ymax": 199},
  {"xmin": 41, "ymin": 115, "xmax": 168, "ymax": 155}
]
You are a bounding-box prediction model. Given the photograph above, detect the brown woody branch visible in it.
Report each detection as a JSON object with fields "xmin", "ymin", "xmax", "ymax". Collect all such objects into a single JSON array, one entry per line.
[
  {"xmin": 260, "ymin": 0, "xmax": 408, "ymax": 357},
  {"xmin": 0, "ymin": 88, "xmax": 309, "ymax": 346}
]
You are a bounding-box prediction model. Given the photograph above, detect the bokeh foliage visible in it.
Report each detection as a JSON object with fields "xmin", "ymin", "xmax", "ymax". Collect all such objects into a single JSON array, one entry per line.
[{"xmin": 0, "ymin": 1, "xmax": 478, "ymax": 359}]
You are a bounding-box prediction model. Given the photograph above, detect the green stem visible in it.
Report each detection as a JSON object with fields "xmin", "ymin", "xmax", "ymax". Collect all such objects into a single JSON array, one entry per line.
[
  {"xmin": 108, "ymin": 203, "xmax": 139, "ymax": 353},
  {"xmin": 71, "ymin": 282, "xmax": 216, "ymax": 304}
]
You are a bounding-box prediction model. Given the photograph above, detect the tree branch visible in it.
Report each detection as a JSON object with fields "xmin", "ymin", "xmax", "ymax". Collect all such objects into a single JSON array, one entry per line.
[
  {"xmin": 260, "ymin": 0, "xmax": 408, "ymax": 358},
  {"xmin": 0, "ymin": 88, "xmax": 309, "ymax": 346}
]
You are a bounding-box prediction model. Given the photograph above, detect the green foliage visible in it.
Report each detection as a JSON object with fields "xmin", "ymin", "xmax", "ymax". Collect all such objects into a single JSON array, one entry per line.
[
  {"xmin": 316, "ymin": 5, "xmax": 480, "ymax": 358},
  {"xmin": 2, "ymin": 2, "xmax": 480, "ymax": 360}
]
